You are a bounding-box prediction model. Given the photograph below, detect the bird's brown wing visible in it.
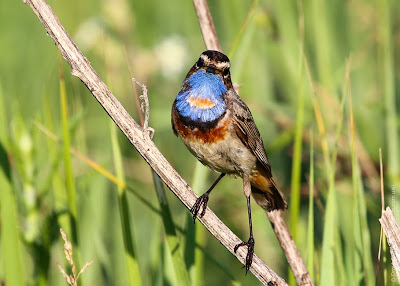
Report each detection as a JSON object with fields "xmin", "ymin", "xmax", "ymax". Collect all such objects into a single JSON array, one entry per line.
[
  {"xmin": 231, "ymin": 95, "xmax": 287, "ymax": 210},
  {"xmin": 231, "ymin": 96, "xmax": 272, "ymax": 177},
  {"xmin": 171, "ymin": 103, "xmax": 179, "ymax": 136}
]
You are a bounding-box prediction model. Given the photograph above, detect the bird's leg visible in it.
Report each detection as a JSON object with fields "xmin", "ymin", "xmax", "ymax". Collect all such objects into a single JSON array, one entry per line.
[
  {"xmin": 190, "ymin": 173, "xmax": 226, "ymax": 223},
  {"xmin": 234, "ymin": 176, "xmax": 255, "ymax": 274},
  {"xmin": 234, "ymin": 195, "xmax": 255, "ymax": 273}
]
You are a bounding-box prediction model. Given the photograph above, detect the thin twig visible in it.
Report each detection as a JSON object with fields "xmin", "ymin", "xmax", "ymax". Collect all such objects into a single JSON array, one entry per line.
[
  {"xmin": 193, "ymin": 1, "xmax": 313, "ymax": 285},
  {"xmin": 123, "ymin": 47, "xmax": 145, "ymax": 127},
  {"xmin": 24, "ymin": 0, "xmax": 287, "ymax": 284},
  {"xmin": 132, "ymin": 77, "xmax": 154, "ymax": 138}
]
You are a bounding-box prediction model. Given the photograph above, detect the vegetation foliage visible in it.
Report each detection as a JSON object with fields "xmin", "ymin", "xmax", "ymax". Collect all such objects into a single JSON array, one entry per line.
[{"xmin": 0, "ymin": 0, "xmax": 399, "ymax": 285}]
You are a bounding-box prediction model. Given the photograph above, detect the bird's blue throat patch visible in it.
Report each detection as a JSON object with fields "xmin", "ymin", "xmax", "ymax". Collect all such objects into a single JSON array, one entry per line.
[{"xmin": 175, "ymin": 69, "xmax": 227, "ymax": 123}]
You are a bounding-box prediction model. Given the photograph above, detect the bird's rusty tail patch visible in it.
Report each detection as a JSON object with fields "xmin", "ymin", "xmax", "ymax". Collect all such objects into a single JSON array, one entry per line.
[{"xmin": 250, "ymin": 172, "xmax": 287, "ymax": 211}]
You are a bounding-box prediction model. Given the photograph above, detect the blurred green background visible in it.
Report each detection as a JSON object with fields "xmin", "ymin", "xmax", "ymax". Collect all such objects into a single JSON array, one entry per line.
[{"xmin": 1, "ymin": 0, "xmax": 399, "ymax": 285}]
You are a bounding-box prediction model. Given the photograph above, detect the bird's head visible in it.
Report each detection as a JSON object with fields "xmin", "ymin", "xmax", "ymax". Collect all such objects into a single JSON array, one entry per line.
[
  {"xmin": 175, "ymin": 50, "xmax": 232, "ymax": 123},
  {"xmin": 187, "ymin": 50, "xmax": 232, "ymax": 89}
]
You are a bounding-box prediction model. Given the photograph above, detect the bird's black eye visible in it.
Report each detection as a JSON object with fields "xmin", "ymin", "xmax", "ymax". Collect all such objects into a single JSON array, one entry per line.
[
  {"xmin": 222, "ymin": 68, "xmax": 230, "ymax": 77},
  {"xmin": 207, "ymin": 68, "xmax": 215, "ymax": 74},
  {"xmin": 196, "ymin": 57, "xmax": 204, "ymax": 68}
]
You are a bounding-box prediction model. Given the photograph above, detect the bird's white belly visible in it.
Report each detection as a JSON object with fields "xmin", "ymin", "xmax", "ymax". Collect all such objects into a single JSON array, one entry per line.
[{"xmin": 182, "ymin": 131, "xmax": 257, "ymax": 175}]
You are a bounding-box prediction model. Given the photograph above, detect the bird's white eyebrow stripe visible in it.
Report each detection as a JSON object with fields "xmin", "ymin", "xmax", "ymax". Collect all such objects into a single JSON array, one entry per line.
[
  {"xmin": 200, "ymin": 54, "xmax": 230, "ymax": 70},
  {"xmin": 215, "ymin": 61, "xmax": 230, "ymax": 69}
]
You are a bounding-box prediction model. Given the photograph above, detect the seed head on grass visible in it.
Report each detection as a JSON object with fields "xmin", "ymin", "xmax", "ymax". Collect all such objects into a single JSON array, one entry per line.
[{"xmin": 57, "ymin": 228, "xmax": 95, "ymax": 286}]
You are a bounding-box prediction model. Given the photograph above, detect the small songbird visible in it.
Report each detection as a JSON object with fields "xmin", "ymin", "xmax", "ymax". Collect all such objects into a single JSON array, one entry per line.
[{"xmin": 171, "ymin": 50, "xmax": 287, "ymax": 272}]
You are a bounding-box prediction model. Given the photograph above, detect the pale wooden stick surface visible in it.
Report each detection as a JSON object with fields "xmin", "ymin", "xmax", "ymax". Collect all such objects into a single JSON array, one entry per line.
[
  {"xmin": 24, "ymin": 0, "xmax": 287, "ymax": 284},
  {"xmin": 380, "ymin": 207, "xmax": 400, "ymax": 282}
]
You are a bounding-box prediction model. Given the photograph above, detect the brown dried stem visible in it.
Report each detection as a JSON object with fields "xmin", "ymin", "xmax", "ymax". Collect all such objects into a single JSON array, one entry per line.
[
  {"xmin": 192, "ymin": 0, "xmax": 221, "ymax": 51},
  {"xmin": 24, "ymin": 0, "xmax": 287, "ymax": 284},
  {"xmin": 192, "ymin": 1, "xmax": 313, "ymax": 285}
]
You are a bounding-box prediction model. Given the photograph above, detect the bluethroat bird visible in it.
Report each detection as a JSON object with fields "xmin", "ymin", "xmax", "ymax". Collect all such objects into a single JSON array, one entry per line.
[{"xmin": 171, "ymin": 50, "xmax": 288, "ymax": 272}]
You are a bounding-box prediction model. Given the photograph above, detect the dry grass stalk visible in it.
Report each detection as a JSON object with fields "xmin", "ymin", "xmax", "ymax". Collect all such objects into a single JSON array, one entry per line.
[{"xmin": 57, "ymin": 228, "xmax": 95, "ymax": 286}]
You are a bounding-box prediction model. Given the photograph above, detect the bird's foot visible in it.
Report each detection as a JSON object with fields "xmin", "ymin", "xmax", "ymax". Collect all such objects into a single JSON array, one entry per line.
[
  {"xmin": 190, "ymin": 192, "xmax": 209, "ymax": 223},
  {"xmin": 234, "ymin": 236, "xmax": 255, "ymax": 274}
]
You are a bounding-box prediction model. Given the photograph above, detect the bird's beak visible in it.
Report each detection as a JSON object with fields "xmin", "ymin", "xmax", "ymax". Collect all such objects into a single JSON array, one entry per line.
[{"xmin": 206, "ymin": 65, "xmax": 216, "ymax": 74}]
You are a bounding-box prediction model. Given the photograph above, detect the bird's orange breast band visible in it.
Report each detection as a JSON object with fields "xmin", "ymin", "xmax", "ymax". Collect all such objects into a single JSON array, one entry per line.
[{"xmin": 173, "ymin": 113, "xmax": 230, "ymax": 144}]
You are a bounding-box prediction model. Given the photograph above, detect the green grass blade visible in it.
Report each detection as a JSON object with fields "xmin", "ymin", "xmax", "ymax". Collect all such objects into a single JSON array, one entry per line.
[
  {"xmin": 350, "ymin": 141, "xmax": 363, "ymax": 285},
  {"xmin": 357, "ymin": 170, "xmax": 375, "ymax": 284},
  {"xmin": 60, "ymin": 64, "xmax": 77, "ymax": 219},
  {"xmin": 289, "ymin": 4, "xmax": 305, "ymax": 242},
  {"xmin": 378, "ymin": 149, "xmax": 388, "ymax": 285},
  {"xmin": 152, "ymin": 171, "xmax": 191, "ymax": 286},
  {"xmin": 59, "ymin": 60, "xmax": 80, "ymax": 265},
  {"xmin": 378, "ymin": 0, "xmax": 399, "ymax": 180},
  {"xmin": 309, "ymin": 0, "xmax": 333, "ymax": 89},
  {"xmin": 288, "ymin": 9, "xmax": 305, "ymax": 284},
  {"xmin": 307, "ymin": 131, "xmax": 315, "ymax": 281},
  {"xmin": 0, "ymin": 84, "xmax": 25, "ymax": 286},
  {"xmin": 349, "ymin": 85, "xmax": 369, "ymax": 284},
  {"xmin": 377, "ymin": 2, "xmax": 400, "ymax": 279},
  {"xmin": 320, "ymin": 62, "xmax": 350, "ymax": 285},
  {"xmin": 0, "ymin": 161, "xmax": 25, "ymax": 286},
  {"xmin": 319, "ymin": 184, "xmax": 337, "ymax": 286},
  {"xmin": 110, "ymin": 121, "xmax": 142, "ymax": 286},
  {"xmin": 0, "ymin": 83, "xmax": 8, "ymax": 149},
  {"xmin": 304, "ymin": 57, "xmax": 332, "ymax": 181},
  {"xmin": 187, "ymin": 161, "xmax": 208, "ymax": 286},
  {"xmin": 228, "ymin": 0, "xmax": 257, "ymax": 59},
  {"xmin": 350, "ymin": 89, "xmax": 375, "ymax": 284},
  {"xmin": 378, "ymin": 4, "xmax": 400, "ymax": 266},
  {"xmin": 43, "ymin": 93, "xmax": 71, "ymax": 241}
]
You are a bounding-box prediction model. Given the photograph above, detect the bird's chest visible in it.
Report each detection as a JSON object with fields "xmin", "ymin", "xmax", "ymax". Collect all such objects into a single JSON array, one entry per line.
[{"xmin": 173, "ymin": 111, "xmax": 257, "ymax": 175}]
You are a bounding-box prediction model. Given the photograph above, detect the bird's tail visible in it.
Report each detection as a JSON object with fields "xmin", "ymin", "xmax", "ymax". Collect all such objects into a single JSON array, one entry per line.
[{"xmin": 250, "ymin": 176, "xmax": 287, "ymax": 212}]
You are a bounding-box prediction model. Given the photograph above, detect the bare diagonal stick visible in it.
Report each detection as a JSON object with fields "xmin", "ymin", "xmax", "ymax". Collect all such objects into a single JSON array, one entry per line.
[
  {"xmin": 192, "ymin": 2, "xmax": 314, "ymax": 285},
  {"xmin": 24, "ymin": 0, "xmax": 286, "ymax": 284}
]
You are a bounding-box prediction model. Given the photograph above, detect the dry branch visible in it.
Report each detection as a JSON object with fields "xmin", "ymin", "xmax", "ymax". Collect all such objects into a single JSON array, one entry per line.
[
  {"xmin": 267, "ymin": 211, "xmax": 313, "ymax": 285},
  {"xmin": 24, "ymin": 0, "xmax": 287, "ymax": 284},
  {"xmin": 192, "ymin": 1, "xmax": 313, "ymax": 285},
  {"xmin": 380, "ymin": 207, "xmax": 400, "ymax": 282},
  {"xmin": 192, "ymin": 0, "xmax": 221, "ymax": 51}
]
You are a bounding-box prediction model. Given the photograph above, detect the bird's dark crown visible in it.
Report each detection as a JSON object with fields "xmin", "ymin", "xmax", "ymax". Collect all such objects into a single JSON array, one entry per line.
[
  {"xmin": 196, "ymin": 50, "xmax": 230, "ymax": 75},
  {"xmin": 185, "ymin": 50, "xmax": 232, "ymax": 89}
]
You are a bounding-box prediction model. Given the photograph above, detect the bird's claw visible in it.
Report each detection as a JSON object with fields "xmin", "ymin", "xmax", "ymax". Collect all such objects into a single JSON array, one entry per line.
[
  {"xmin": 190, "ymin": 193, "xmax": 209, "ymax": 223},
  {"xmin": 234, "ymin": 236, "xmax": 255, "ymax": 274}
]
